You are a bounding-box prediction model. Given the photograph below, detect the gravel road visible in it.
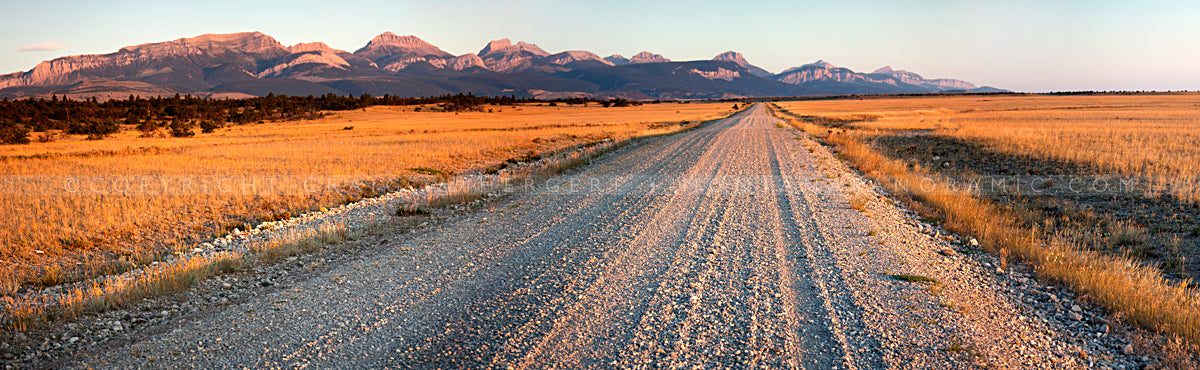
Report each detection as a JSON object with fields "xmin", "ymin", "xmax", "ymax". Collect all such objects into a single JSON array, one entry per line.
[{"xmin": 63, "ymin": 104, "xmax": 1132, "ymax": 369}]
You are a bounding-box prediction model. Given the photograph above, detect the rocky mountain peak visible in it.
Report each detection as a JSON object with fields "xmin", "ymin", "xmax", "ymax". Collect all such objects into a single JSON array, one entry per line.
[
  {"xmin": 711, "ymin": 51, "xmax": 770, "ymax": 77},
  {"xmin": 287, "ymin": 42, "xmax": 340, "ymax": 54},
  {"xmin": 365, "ymin": 32, "xmax": 431, "ymax": 49},
  {"xmin": 448, "ymin": 53, "xmax": 487, "ymax": 71},
  {"xmin": 548, "ymin": 50, "xmax": 613, "ymax": 66},
  {"xmin": 775, "ymin": 61, "xmax": 982, "ymax": 92},
  {"xmin": 629, "ymin": 51, "xmax": 670, "ymax": 64},
  {"xmin": 869, "ymin": 66, "xmax": 928, "ymax": 85},
  {"xmin": 119, "ymin": 31, "xmax": 285, "ymax": 56},
  {"xmin": 604, "ymin": 54, "xmax": 630, "ymax": 66},
  {"xmin": 479, "ymin": 39, "xmax": 512, "ymax": 55},
  {"xmin": 803, "ymin": 60, "xmax": 834, "ymax": 69},
  {"xmin": 712, "ymin": 51, "xmax": 747, "ymax": 65},
  {"xmin": 355, "ymin": 33, "xmax": 451, "ymax": 59},
  {"xmin": 478, "ymin": 39, "xmax": 550, "ymax": 58}
]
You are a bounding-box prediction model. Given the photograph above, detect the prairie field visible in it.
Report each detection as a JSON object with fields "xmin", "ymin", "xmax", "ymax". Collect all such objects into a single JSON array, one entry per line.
[
  {"xmin": 0, "ymin": 102, "xmax": 734, "ymax": 296},
  {"xmin": 774, "ymin": 94, "xmax": 1200, "ymax": 275},
  {"xmin": 772, "ymin": 93, "xmax": 1200, "ymax": 347},
  {"xmin": 775, "ymin": 94, "xmax": 1200, "ymax": 203}
]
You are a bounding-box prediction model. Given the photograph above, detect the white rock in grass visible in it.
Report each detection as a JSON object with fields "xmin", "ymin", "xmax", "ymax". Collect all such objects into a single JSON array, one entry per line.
[{"xmin": 968, "ymin": 238, "xmax": 980, "ymax": 246}]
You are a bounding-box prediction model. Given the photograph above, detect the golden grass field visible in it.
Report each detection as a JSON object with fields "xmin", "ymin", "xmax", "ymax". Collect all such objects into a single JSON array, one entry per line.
[
  {"xmin": 0, "ymin": 102, "xmax": 735, "ymax": 296},
  {"xmin": 775, "ymin": 94, "xmax": 1200, "ymax": 203},
  {"xmin": 771, "ymin": 93, "xmax": 1200, "ymax": 354}
]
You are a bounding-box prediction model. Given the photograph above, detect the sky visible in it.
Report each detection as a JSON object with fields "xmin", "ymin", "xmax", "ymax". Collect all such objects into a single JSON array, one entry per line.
[{"xmin": 2, "ymin": 0, "xmax": 1198, "ymax": 92}]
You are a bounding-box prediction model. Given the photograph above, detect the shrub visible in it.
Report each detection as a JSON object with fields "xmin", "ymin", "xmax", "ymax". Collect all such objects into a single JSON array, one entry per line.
[
  {"xmin": 67, "ymin": 120, "xmax": 120, "ymax": 139},
  {"xmin": 169, "ymin": 120, "xmax": 194, "ymax": 137},
  {"xmin": 137, "ymin": 120, "xmax": 160, "ymax": 137},
  {"xmin": 0, "ymin": 123, "xmax": 30, "ymax": 144},
  {"xmin": 200, "ymin": 121, "xmax": 221, "ymax": 134}
]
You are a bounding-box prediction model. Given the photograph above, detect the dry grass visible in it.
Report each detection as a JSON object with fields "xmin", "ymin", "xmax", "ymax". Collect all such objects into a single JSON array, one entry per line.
[
  {"xmin": 0, "ymin": 102, "xmax": 734, "ymax": 297},
  {"xmin": 828, "ymin": 131, "xmax": 1200, "ymax": 351},
  {"xmin": 775, "ymin": 94, "xmax": 1200, "ymax": 203},
  {"xmin": 4, "ymin": 251, "xmax": 241, "ymax": 331},
  {"xmin": 2, "ymin": 102, "xmax": 739, "ymax": 330},
  {"xmin": 848, "ymin": 193, "xmax": 872, "ymax": 212},
  {"xmin": 772, "ymin": 95, "xmax": 1200, "ymax": 353}
]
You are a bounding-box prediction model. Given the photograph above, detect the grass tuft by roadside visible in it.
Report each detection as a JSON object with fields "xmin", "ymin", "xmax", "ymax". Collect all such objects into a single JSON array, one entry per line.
[
  {"xmin": 888, "ymin": 274, "xmax": 939, "ymax": 284},
  {"xmin": 4, "ymin": 252, "xmax": 241, "ymax": 331}
]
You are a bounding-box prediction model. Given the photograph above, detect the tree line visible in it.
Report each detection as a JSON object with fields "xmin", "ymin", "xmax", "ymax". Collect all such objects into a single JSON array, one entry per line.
[{"xmin": 0, "ymin": 93, "xmax": 644, "ymax": 144}]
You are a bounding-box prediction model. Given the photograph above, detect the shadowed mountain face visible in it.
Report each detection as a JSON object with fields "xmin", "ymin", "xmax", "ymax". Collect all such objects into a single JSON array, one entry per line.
[{"xmin": 0, "ymin": 32, "xmax": 1003, "ymax": 100}]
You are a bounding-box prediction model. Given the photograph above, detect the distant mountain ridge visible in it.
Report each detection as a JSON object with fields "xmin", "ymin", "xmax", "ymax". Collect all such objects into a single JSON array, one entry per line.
[{"xmin": 0, "ymin": 31, "xmax": 1004, "ymax": 100}]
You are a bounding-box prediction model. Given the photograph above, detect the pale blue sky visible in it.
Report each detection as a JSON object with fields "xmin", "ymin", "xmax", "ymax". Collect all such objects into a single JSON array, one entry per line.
[{"xmin": 2, "ymin": 0, "xmax": 1198, "ymax": 92}]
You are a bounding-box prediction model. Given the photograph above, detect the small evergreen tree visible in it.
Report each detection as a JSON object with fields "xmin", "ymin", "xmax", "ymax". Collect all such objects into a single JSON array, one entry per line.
[
  {"xmin": 137, "ymin": 120, "xmax": 159, "ymax": 137},
  {"xmin": 200, "ymin": 120, "xmax": 220, "ymax": 133},
  {"xmin": 169, "ymin": 119, "xmax": 194, "ymax": 137}
]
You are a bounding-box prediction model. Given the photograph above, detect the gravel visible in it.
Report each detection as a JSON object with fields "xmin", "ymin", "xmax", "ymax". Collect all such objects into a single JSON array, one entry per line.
[{"xmin": 6, "ymin": 104, "xmax": 1159, "ymax": 369}]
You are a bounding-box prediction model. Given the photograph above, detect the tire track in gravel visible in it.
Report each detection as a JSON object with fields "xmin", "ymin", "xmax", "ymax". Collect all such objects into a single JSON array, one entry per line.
[
  {"xmin": 355, "ymin": 123, "xmax": 736, "ymax": 366},
  {"xmin": 352, "ymin": 110, "xmax": 750, "ymax": 368},
  {"xmin": 765, "ymin": 115, "xmax": 883, "ymax": 369},
  {"xmin": 72, "ymin": 103, "xmax": 1090, "ymax": 369},
  {"xmin": 762, "ymin": 116, "xmax": 864, "ymax": 368},
  {"xmin": 503, "ymin": 112, "xmax": 750, "ymax": 369}
]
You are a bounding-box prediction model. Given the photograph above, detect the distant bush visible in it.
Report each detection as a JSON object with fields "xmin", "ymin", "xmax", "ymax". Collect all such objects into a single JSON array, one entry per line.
[
  {"xmin": 601, "ymin": 99, "xmax": 638, "ymax": 108},
  {"xmin": 169, "ymin": 119, "xmax": 194, "ymax": 137},
  {"xmin": 200, "ymin": 120, "xmax": 221, "ymax": 134},
  {"xmin": 0, "ymin": 122, "xmax": 30, "ymax": 144},
  {"xmin": 137, "ymin": 120, "xmax": 160, "ymax": 137},
  {"xmin": 66, "ymin": 119, "xmax": 120, "ymax": 140}
]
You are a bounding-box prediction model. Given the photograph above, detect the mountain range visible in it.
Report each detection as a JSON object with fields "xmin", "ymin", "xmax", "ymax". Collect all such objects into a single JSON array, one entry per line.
[{"xmin": 0, "ymin": 32, "xmax": 1004, "ymax": 100}]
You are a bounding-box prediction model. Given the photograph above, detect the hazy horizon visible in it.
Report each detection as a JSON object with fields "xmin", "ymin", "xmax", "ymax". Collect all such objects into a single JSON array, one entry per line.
[{"xmin": 3, "ymin": 0, "xmax": 1198, "ymax": 93}]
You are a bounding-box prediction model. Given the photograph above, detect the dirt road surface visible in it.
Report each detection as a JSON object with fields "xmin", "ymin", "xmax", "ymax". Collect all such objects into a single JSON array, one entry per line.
[{"xmin": 68, "ymin": 104, "xmax": 1107, "ymax": 368}]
